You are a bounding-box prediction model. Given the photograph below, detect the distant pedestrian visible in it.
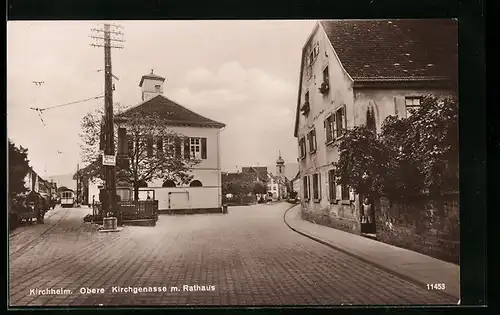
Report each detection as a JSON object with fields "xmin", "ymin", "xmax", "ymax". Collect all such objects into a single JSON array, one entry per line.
[{"xmin": 362, "ymin": 197, "xmax": 373, "ymax": 224}]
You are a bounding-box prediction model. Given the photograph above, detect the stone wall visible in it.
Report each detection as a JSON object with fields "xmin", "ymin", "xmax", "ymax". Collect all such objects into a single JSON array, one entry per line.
[
  {"xmin": 374, "ymin": 193, "xmax": 460, "ymax": 264},
  {"xmin": 300, "ymin": 202, "xmax": 361, "ymax": 235}
]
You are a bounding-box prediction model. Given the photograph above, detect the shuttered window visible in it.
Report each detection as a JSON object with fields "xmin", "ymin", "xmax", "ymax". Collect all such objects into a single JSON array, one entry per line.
[
  {"xmin": 335, "ymin": 105, "xmax": 347, "ymax": 137},
  {"xmin": 299, "ymin": 137, "xmax": 306, "ymax": 158},
  {"xmin": 328, "ymin": 169, "xmax": 336, "ymax": 203},
  {"xmin": 174, "ymin": 138, "xmax": 182, "ymax": 158},
  {"xmin": 127, "ymin": 136, "xmax": 134, "ymax": 156},
  {"xmin": 303, "ymin": 176, "xmax": 310, "ymax": 200},
  {"xmin": 308, "ymin": 129, "xmax": 317, "ymax": 153},
  {"xmin": 147, "ymin": 137, "xmax": 153, "ymax": 157},
  {"xmin": 184, "ymin": 137, "xmax": 191, "ymax": 159},
  {"xmin": 341, "ymin": 183, "xmax": 349, "ymax": 201},
  {"xmin": 312, "ymin": 173, "xmax": 320, "ymax": 201},
  {"xmin": 189, "ymin": 137, "xmax": 201, "ymax": 159},
  {"xmin": 156, "ymin": 138, "xmax": 163, "ymax": 156},
  {"xmin": 324, "ymin": 114, "xmax": 335, "ymax": 143}
]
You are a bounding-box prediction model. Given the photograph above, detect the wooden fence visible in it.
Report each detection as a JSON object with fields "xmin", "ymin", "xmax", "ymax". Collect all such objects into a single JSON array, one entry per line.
[{"xmin": 92, "ymin": 200, "xmax": 159, "ymax": 226}]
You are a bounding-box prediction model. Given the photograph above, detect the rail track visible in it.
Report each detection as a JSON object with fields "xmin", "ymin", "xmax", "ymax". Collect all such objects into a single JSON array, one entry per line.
[{"xmin": 9, "ymin": 207, "xmax": 71, "ymax": 260}]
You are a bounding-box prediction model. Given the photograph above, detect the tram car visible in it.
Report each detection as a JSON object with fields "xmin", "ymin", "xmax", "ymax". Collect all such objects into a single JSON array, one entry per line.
[{"xmin": 60, "ymin": 189, "xmax": 75, "ymax": 208}]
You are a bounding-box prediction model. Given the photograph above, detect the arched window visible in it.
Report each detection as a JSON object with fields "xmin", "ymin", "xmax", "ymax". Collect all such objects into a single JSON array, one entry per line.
[
  {"xmin": 366, "ymin": 107, "xmax": 377, "ymax": 133},
  {"xmin": 137, "ymin": 180, "xmax": 148, "ymax": 188},
  {"xmin": 190, "ymin": 180, "xmax": 203, "ymax": 187},
  {"xmin": 162, "ymin": 180, "xmax": 176, "ymax": 188}
]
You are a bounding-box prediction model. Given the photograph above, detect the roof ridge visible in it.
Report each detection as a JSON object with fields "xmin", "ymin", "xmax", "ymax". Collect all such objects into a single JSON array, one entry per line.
[
  {"xmin": 160, "ymin": 95, "xmax": 225, "ymax": 126},
  {"xmin": 117, "ymin": 95, "xmax": 161, "ymax": 117}
]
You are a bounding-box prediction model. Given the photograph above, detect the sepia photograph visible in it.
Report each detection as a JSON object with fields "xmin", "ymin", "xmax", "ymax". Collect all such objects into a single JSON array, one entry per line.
[{"xmin": 8, "ymin": 19, "xmax": 460, "ymax": 307}]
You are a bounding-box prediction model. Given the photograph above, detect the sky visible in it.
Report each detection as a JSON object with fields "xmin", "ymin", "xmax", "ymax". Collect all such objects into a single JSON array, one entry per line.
[{"xmin": 7, "ymin": 20, "xmax": 317, "ymax": 178}]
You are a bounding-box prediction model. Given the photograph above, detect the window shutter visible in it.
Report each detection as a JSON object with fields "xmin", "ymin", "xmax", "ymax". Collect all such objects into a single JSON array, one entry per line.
[
  {"xmin": 318, "ymin": 173, "xmax": 321, "ymax": 199},
  {"xmin": 394, "ymin": 97, "xmax": 406, "ymax": 118},
  {"xmin": 201, "ymin": 137, "xmax": 207, "ymax": 159},
  {"xmin": 156, "ymin": 138, "xmax": 163, "ymax": 156},
  {"xmin": 175, "ymin": 137, "xmax": 182, "ymax": 158},
  {"xmin": 117, "ymin": 128, "xmax": 126, "ymax": 154},
  {"xmin": 332, "ymin": 114, "xmax": 337, "ymax": 139},
  {"xmin": 147, "ymin": 137, "xmax": 153, "ymax": 157},
  {"xmin": 312, "ymin": 129, "xmax": 317, "ymax": 151},
  {"xmin": 343, "ymin": 105, "xmax": 347, "ymax": 133},
  {"xmin": 306, "ymin": 133, "xmax": 311, "ymax": 152},
  {"xmin": 184, "ymin": 137, "xmax": 190, "ymax": 159},
  {"xmin": 127, "ymin": 136, "xmax": 134, "ymax": 156}
]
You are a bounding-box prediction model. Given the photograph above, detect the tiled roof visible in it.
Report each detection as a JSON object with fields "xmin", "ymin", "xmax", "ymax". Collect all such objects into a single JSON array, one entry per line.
[
  {"xmin": 319, "ymin": 19, "xmax": 458, "ymax": 80},
  {"xmin": 241, "ymin": 166, "xmax": 268, "ymax": 182},
  {"xmin": 294, "ymin": 19, "xmax": 457, "ymax": 138},
  {"xmin": 116, "ymin": 95, "xmax": 225, "ymax": 128}
]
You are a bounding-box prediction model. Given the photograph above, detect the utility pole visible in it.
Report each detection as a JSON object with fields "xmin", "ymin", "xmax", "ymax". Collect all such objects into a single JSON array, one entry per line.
[
  {"xmin": 90, "ymin": 23, "xmax": 124, "ymax": 223},
  {"xmin": 76, "ymin": 163, "xmax": 79, "ymax": 205}
]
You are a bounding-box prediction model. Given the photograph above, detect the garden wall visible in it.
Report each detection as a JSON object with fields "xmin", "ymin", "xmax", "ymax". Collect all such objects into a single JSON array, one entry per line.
[{"xmin": 374, "ymin": 192, "xmax": 460, "ymax": 264}]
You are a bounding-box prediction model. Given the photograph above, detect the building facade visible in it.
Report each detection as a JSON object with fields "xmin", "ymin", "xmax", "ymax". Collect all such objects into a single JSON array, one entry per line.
[
  {"xmin": 112, "ymin": 70, "xmax": 225, "ymax": 212},
  {"xmin": 294, "ymin": 20, "xmax": 457, "ymax": 234}
]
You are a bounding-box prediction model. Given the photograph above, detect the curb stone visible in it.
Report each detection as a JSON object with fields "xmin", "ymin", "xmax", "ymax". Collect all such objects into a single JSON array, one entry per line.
[{"xmin": 283, "ymin": 205, "xmax": 458, "ymax": 301}]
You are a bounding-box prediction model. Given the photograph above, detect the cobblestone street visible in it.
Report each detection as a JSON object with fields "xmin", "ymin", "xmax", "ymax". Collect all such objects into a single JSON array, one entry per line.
[{"xmin": 9, "ymin": 203, "xmax": 455, "ymax": 307}]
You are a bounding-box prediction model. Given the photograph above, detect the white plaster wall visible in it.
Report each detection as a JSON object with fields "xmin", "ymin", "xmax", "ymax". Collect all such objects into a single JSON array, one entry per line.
[
  {"xmin": 296, "ymin": 24, "xmax": 354, "ymax": 212},
  {"xmin": 141, "ymin": 78, "xmax": 164, "ymax": 102},
  {"xmin": 353, "ymin": 88, "xmax": 455, "ymax": 131},
  {"xmin": 139, "ymin": 186, "xmax": 220, "ymax": 210}
]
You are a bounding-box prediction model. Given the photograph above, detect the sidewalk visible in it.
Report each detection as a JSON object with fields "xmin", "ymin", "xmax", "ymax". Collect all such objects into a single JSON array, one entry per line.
[{"xmin": 284, "ymin": 205, "xmax": 460, "ymax": 299}]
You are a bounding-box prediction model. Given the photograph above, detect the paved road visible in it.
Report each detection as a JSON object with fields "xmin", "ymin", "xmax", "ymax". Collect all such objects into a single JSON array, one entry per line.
[{"xmin": 9, "ymin": 203, "xmax": 455, "ymax": 306}]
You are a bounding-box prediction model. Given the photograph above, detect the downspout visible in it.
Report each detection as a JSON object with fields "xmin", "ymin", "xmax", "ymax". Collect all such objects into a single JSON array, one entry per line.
[{"xmin": 217, "ymin": 127, "xmax": 224, "ymax": 208}]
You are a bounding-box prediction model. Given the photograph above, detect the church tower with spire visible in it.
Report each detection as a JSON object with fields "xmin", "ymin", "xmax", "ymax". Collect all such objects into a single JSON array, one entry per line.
[{"xmin": 276, "ymin": 151, "xmax": 286, "ymax": 199}]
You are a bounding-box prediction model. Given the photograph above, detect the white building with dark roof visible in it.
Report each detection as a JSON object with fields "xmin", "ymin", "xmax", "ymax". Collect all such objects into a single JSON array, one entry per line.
[
  {"xmin": 113, "ymin": 70, "xmax": 226, "ymax": 212},
  {"xmin": 294, "ymin": 20, "xmax": 457, "ymax": 234}
]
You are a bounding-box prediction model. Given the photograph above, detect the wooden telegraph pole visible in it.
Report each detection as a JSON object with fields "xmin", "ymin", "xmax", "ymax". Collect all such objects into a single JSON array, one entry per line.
[{"xmin": 90, "ymin": 23, "xmax": 124, "ymax": 224}]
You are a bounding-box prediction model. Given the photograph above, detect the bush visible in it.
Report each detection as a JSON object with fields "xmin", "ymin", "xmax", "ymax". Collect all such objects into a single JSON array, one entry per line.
[{"xmin": 337, "ymin": 95, "xmax": 458, "ymax": 197}]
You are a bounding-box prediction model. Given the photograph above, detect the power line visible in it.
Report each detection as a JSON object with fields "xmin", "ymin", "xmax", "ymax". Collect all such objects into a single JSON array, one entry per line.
[{"xmin": 30, "ymin": 95, "xmax": 104, "ymax": 112}]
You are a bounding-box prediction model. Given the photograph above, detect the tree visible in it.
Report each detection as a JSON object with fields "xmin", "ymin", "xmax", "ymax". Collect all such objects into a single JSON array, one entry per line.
[
  {"xmin": 336, "ymin": 126, "xmax": 387, "ymax": 196},
  {"xmin": 252, "ymin": 181, "xmax": 267, "ymax": 195},
  {"xmin": 222, "ymin": 172, "xmax": 255, "ymax": 197},
  {"xmin": 78, "ymin": 107, "xmax": 200, "ymax": 200},
  {"xmin": 337, "ymin": 94, "xmax": 458, "ymax": 198},
  {"xmin": 8, "ymin": 139, "xmax": 30, "ymax": 196},
  {"xmin": 403, "ymin": 95, "xmax": 459, "ymax": 194}
]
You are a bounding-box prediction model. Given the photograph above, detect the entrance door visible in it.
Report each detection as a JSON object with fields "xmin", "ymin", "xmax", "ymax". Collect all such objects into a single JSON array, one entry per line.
[{"xmin": 169, "ymin": 192, "xmax": 189, "ymax": 210}]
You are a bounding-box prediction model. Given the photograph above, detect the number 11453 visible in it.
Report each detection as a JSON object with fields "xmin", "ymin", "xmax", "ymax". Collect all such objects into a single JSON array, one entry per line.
[{"xmin": 427, "ymin": 283, "xmax": 446, "ymax": 290}]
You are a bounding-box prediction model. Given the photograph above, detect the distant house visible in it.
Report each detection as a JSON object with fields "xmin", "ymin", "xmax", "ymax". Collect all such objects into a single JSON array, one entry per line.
[
  {"xmin": 109, "ymin": 70, "xmax": 226, "ymax": 212},
  {"xmin": 241, "ymin": 167, "xmax": 269, "ymax": 184},
  {"xmin": 294, "ymin": 20, "xmax": 457, "ymax": 234},
  {"xmin": 291, "ymin": 171, "xmax": 301, "ymax": 196}
]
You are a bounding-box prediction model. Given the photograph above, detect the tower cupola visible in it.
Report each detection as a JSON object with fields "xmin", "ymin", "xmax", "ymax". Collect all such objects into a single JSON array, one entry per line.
[{"xmin": 139, "ymin": 69, "xmax": 166, "ymax": 102}]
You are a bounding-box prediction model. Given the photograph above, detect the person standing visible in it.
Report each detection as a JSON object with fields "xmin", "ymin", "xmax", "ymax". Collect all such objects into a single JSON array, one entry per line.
[{"xmin": 362, "ymin": 197, "xmax": 373, "ymax": 224}]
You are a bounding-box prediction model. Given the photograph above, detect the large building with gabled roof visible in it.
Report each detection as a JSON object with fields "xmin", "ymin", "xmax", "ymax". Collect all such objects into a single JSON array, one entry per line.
[
  {"xmin": 294, "ymin": 20, "xmax": 457, "ymax": 235},
  {"xmin": 111, "ymin": 70, "xmax": 225, "ymax": 212}
]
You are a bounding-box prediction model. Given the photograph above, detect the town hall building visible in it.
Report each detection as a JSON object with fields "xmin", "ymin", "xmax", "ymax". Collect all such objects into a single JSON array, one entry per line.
[{"xmin": 111, "ymin": 70, "xmax": 226, "ymax": 212}]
